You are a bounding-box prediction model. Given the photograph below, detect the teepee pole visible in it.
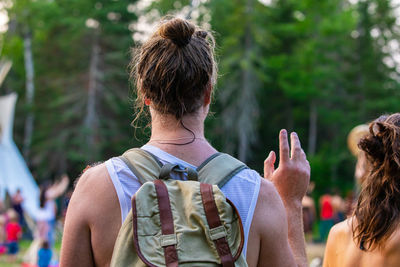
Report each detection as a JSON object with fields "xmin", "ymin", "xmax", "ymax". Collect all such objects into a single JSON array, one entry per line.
[{"xmin": 0, "ymin": 60, "xmax": 12, "ymax": 87}]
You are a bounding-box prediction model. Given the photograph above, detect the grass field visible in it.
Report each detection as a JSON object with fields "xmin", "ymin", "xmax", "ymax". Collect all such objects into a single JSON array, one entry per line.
[
  {"xmin": 0, "ymin": 240, "xmax": 61, "ymax": 267},
  {"xmin": 0, "ymin": 239, "xmax": 324, "ymax": 267}
]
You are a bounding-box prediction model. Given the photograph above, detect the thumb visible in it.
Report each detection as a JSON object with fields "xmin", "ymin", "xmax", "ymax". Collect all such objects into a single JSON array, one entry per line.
[{"xmin": 264, "ymin": 151, "xmax": 276, "ymax": 179}]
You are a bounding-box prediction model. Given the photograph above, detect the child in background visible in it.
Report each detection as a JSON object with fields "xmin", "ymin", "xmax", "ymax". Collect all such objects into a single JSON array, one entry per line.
[
  {"xmin": 38, "ymin": 240, "xmax": 52, "ymax": 267},
  {"xmin": 0, "ymin": 215, "xmax": 7, "ymax": 254},
  {"xmin": 6, "ymin": 209, "xmax": 22, "ymax": 261}
]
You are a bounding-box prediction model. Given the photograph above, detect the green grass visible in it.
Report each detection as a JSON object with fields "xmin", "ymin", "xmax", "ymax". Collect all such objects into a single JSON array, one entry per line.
[
  {"xmin": 0, "ymin": 240, "xmax": 30, "ymax": 267},
  {"xmin": 0, "ymin": 239, "xmax": 61, "ymax": 267}
]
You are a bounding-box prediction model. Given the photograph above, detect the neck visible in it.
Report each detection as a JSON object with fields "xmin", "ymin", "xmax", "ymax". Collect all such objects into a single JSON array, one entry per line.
[
  {"xmin": 149, "ymin": 111, "xmax": 206, "ymax": 142},
  {"xmin": 147, "ymin": 107, "xmax": 218, "ymax": 166}
]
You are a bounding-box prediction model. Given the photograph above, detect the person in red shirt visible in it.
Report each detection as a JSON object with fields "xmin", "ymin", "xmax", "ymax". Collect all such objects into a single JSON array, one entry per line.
[
  {"xmin": 319, "ymin": 192, "xmax": 334, "ymax": 241},
  {"xmin": 6, "ymin": 209, "xmax": 22, "ymax": 262}
]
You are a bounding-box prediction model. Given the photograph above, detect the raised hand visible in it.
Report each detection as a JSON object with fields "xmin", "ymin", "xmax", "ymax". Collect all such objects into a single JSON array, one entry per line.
[{"xmin": 264, "ymin": 129, "xmax": 310, "ymax": 206}]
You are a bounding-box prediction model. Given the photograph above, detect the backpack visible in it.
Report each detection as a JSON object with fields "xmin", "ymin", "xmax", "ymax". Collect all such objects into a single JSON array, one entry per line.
[{"xmin": 110, "ymin": 148, "xmax": 249, "ymax": 267}]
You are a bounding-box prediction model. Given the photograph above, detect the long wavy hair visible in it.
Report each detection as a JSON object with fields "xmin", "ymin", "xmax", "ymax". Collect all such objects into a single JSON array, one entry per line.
[{"xmin": 353, "ymin": 113, "xmax": 400, "ymax": 250}]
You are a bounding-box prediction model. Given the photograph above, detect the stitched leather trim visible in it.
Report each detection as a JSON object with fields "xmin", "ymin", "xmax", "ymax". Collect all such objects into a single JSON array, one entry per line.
[
  {"xmin": 200, "ymin": 183, "xmax": 234, "ymax": 267},
  {"xmin": 226, "ymin": 198, "xmax": 245, "ymax": 261},
  {"xmin": 132, "ymin": 195, "xmax": 158, "ymax": 267},
  {"xmin": 154, "ymin": 180, "xmax": 179, "ymax": 267}
]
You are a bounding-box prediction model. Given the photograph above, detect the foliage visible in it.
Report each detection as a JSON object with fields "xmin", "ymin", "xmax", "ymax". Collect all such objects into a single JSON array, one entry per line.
[
  {"xmin": 1, "ymin": 0, "xmax": 400, "ymax": 200},
  {"xmin": 2, "ymin": 0, "xmax": 140, "ymax": 180}
]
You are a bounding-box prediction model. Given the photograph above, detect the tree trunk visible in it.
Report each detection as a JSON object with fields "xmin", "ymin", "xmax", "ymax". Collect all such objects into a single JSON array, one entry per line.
[
  {"xmin": 238, "ymin": 33, "xmax": 252, "ymax": 162},
  {"xmin": 237, "ymin": 0, "xmax": 255, "ymax": 163},
  {"xmin": 23, "ymin": 31, "xmax": 35, "ymax": 160},
  {"xmin": 84, "ymin": 29, "xmax": 101, "ymax": 162},
  {"xmin": 308, "ymin": 100, "xmax": 317, "ymax": 156}
]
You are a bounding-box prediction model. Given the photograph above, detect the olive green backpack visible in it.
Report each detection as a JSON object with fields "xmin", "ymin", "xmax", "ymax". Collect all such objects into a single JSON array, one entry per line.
[{"xmin": 110, "ymin": 148, "xmax": 249, "ymax": 267}]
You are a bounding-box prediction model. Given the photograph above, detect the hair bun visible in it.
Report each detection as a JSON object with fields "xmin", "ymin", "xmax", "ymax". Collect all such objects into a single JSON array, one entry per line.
[
  {"xmin": 359, "ymin": 116, "xmax": 400, "ymax": 167},
  {"xmin": 159, "ymin": 18, "xmax": 195, "ymax": 47}
]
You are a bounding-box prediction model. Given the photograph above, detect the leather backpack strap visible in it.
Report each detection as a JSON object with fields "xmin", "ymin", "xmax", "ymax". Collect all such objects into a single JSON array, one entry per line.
[
  {"xmin": 200, "ymin": 183, "xmax": 234, "ymax": 267},
  {"xmin": 119, "ymin": 148, "xmax": 163, "ymax": 184},
  {"xmin": 154, "ymin": 180, "xmax": 179, "ymax": 267},
  {"xmin": 197, "ymin": 153, "xmax": 248, "ymax": 187}
]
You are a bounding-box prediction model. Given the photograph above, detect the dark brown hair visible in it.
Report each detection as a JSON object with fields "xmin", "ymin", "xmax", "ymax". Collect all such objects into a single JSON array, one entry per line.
[
  {"xmin": 40, "ymin": 184, "xmax": 49, "ymax": 208},
  {"xmin": 131, "ymin": 17, "xmax": 216, "ymax": 122},
  {"xmin": 353, "ymin": 113, "xmax": 400, "ymax": 250},
  {"xmin": 42, "ymin": 240, "xmax": 49, "ymax": 249}
]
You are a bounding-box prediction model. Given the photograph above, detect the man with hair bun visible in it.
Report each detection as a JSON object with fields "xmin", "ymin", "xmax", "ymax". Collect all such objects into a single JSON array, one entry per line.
[
  {"xmin": 323, "ymin": 113, "xmax": 400, "ymax": 267},
  {"xmin": 60, "ymin": 17, "xmax": 310, "ymax": 267}
]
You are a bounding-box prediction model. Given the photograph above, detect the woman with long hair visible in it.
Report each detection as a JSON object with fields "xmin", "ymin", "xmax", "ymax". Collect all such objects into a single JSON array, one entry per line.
[{"xmin": 323, "ymin": 113, "xmax": 400, "ymax": 267}]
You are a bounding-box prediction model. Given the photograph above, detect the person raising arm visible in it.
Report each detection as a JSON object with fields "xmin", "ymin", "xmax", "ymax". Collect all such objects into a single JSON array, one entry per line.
[{"xmin": 60, "ymin": 17, "xmax": 309, "ymax": 267}]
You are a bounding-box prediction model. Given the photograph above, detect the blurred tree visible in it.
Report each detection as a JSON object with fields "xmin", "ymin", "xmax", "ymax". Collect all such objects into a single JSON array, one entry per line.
[
  {"xmin": 3, "ymin": 0, "xmax": 139, "ymax": 180},
  {"xmin": 4, "ymin": 0, "xmax": 37, "ymax": 159},
  {"xmin": 207, "ymin": 0, "xmax": 265, "ymax": 162},
  {"xmin": 1, "ymin": 0, "xmax": 400, "ymax": 195}
]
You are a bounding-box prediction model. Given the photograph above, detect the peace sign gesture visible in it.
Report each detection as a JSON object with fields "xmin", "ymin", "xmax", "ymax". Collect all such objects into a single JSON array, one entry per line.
[{"xmin": 264, "ymin": 129, "xmax": 310, "ymax": 206}]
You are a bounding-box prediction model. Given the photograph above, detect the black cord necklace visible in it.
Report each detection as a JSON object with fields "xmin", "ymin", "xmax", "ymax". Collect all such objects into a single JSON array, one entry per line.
[{"xmin": 149, "ymin": 121, "xmax": 204, "ymax": 146}]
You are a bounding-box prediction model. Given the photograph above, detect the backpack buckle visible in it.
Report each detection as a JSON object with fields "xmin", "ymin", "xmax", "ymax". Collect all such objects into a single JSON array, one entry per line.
[
  {"xmin": 159, "ymin": 163, "xmax": 198, "ymax": 181},
  {"xmin": 159, "ymin": 164, "xmax": 180, "ymax": 180}
]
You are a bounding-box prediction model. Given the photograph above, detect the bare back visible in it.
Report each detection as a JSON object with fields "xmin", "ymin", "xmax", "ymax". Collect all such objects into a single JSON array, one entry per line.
[
  {"xmin": 323, "ymin": 219, "xmax": 400, "ymax": 267},
  {"xmin": 60, "ymin": 144, "xmax": 299, "ymax": 267},
  {"xmin": 61, "ymin": 128, "xmax": 310, "ymax": 267}
]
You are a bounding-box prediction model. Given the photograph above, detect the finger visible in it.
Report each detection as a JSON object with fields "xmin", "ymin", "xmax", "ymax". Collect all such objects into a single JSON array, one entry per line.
[
  {"xmin": 300, "ymin": 149, "xmax": 307, "ymax": 160},
  {"xmin": 290, "ymin": 132, "xmax": 302, "ymax": 159},
  {"xmin": 264, "ymin": 151, "xmax": 276, "ymax": 179},
  {"xmin": 279, "ymin": 129, "xmax": 290, "ymax": 164}
]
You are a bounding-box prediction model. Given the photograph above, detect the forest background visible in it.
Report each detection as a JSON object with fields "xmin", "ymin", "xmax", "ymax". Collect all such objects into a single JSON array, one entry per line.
[{"xmin": 1, "ymin": 0, "xmax": 400, "ymax": 203}]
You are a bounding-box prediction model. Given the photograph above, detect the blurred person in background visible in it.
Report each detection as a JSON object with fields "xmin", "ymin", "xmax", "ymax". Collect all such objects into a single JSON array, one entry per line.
[
  {"xmin": 323, "ymin": 113, "xmax": 400, "ymax": 267},
  {"xmin": 11, "ymin": 188, "xmax": 24, "ymax": 227},
  {"xmin": 39, "ymin": 174, "xmax": 69, "ymax": 247},
  {"xmin": 346, "ymin": 124, "xmax": 370, "ymax": 215},
  {"xmin": 331, "ymin": 189, "xmax": 345, "ymax": 224},
  {"xmin": 319, "ymin": 190, "xmax": 334, "ymax": 241},
  {"xmin": 0, "ymin": 214, "xmax": 7, "ymax": 255},
  {"xmin": 38, "ymin": 240, "xmax": 52, "ymax": 267},
  {"xmin": 344, "ymin": 190, "xmax": 355, "ymax": 217},
  {"xmin": 302, "ymin": 181, "xmax": 316, "ymax": 242},
  {"xmin": 24, "ymin": 174, "xmax": 69, "ymax": 266},
  {"xmin": 5, "ymin": 209, "xmax": 22, "ymax": 262}
]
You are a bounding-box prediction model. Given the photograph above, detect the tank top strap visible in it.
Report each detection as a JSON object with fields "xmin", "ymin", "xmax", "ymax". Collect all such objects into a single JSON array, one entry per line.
[{"xmin": 106, "ymin": 145, "xmax": 261, "ymax": 257}]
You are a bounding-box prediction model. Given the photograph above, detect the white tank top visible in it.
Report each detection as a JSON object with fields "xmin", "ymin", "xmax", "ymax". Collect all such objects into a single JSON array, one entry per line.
[{"xmin": 105, "ymin": 144, "xmax": 261, "ymax": 256}]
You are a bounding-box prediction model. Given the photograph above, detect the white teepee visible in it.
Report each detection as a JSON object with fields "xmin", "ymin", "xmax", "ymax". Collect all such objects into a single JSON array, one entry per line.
[{"xmin": 0, "ymin": 63, "xmax": 39, "ymax": 217}]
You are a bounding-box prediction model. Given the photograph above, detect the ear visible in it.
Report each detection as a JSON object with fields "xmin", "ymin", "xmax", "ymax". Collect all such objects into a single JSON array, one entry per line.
[{"xmin": 204, "ymin": 83, "xmax": 212, "ymax": 106}]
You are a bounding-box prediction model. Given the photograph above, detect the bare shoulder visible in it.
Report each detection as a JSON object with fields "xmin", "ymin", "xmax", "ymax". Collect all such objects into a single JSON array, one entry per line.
[
  {"xmin": 323, "ymin": 219, "xmax": 353, "ymax": 267},
  {"xmin": 254, "ymin": 178, "xmax": 286, "ymax": 222},
  {"xmin": 253, "ymin": 179, "xmax": 288, "ymax": 244},
  {"xmin": 246, "ymin": 178, "xmax": 297, "ymax": 267},
  {"xmin": 326, "ymin": 218, "xmax": 354, "ymax": 251},
  {"xmin": 61, "ymin": 162, "xmax": 121, "ymax": 266},
  {"xmin": 69, "ymin": 162, "xmax": 119, "ymax": 225},
  {"xmin": 252, "ymin": 177, "xmax": 289, "ymax": 246},
  {"xmin": 258, "ymin": 177, "xmax": 282, "ymax": 203},
  {"xmin": 75, "ymin": 162, "xmax": 109, "ymax": 189},
  {"xmin": 330, "ymin": 219, "xmax": 352, "ymax": 239}
]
